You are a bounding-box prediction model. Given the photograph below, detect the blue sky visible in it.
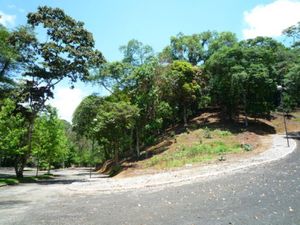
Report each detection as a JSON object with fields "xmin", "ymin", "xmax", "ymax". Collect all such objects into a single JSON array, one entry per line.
[{"xmin": 1, "ymin": 0, "xmax": 300, "ymax": 122}]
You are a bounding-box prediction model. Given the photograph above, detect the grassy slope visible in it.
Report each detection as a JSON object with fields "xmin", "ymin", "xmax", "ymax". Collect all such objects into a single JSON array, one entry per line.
[
  {"xmin": 145, "ymin": 128, "xmax": 242, "ymax": 169},
  {"xmin": 116, "ymin": 110, "xmax": 300, "ymax": 177}
]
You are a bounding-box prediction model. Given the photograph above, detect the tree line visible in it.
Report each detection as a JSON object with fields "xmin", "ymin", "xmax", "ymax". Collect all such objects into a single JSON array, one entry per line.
[
  {"xmin": 0, "ymin": 6, "xmax": 299, "ymax": 177},
  {"xmin": 73, "ymin": 30, "xmax": 300, "ymax": 166}
]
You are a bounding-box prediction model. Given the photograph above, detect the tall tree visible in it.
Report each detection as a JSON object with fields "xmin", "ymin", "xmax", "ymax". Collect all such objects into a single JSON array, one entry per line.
[
  {"xmin": 94, "ymin": 101, "xmax": 139, "ymax": 162},
  {"xmin": 119, "ymin": 39, "xmax": 154, "ymax": 66},
  {"xmin": 167, "ymin": 61, "xmax": 201, "ymax": 127},
  {"xmin": 32, "ymin": 107, "xmax": 68, "ymax": 174},
  {"xmin": 159, "ymin": 32, "xmax": 212, "ymax": 65},
  {"xmin": 9, "ymin": 6, "xmax": 104, "ymax": 177},
  {"xmin": 0, "ymin": 99, "xmax": 27, "ymax": 175}
]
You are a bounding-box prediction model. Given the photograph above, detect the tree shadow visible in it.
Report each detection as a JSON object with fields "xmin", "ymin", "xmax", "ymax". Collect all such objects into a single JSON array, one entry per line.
[
  {"xmin": 0, "ymin": 200, "xmax": 29, "ymax": 207},
  {"xmin": 188, "ymin": 112, "xmax": 276, "ymax": 135},
  {"xmin": 36, "ymin": 179, "xmax": 88, "ymax": 185},
  {"xmin": 288, "ymin": 131, "xmax": 300, "ymax": 140}
]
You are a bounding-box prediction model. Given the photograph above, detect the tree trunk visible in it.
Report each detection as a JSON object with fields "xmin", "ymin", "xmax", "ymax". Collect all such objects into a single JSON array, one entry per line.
[
  {"xmin": 114, "ymin": 143, "xmax": 119, "ymax": 163},
  {"xmin": 245, "ymin": 113, "xmax": 248, "ymax": 127},
  {"xmin": 183, "ymin": 105, "xmax": 188, "ymax": 131},
  {"xmin": 243, "ymin": 93, "xmax": 248, "ymax": 127},
  {"xmin": 104, "ymin": 145, "xmax": 110, "ymax": 161},
  {"xmin": 36, "ymin": 157, "xmax": 39, "ymax": 177},
  {"xmin": 130, "ymin": 128, "xmax": 134, "ymax": 156},
  {"xmin": 47, "ymin": 162, "xmax": 51, "ymax": 174},
  {"xmin": 14, "ymin": 119, "xmax": 35, "ymax": 178},
  {"xmin": 15, "ymin": 166, "xmax": 24, "ymax": 178},
  {"xmin": 14, "ymin": 155, "xmax": 27, "ymax": 178},
  {"xmin": 136, "ymin": 127, "xmax": 140, "ymax": 158}
]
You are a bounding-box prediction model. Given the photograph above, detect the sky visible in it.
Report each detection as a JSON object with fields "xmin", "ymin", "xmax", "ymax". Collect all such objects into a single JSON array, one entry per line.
[{"xmin": 1, "ymin": 0, "xmax": 300, "ymax": 122}]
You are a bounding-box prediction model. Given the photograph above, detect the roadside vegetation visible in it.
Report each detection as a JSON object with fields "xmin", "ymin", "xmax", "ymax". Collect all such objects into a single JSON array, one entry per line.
[
  {"xmin": 0, "ymin": 6, "xmax": 300, "ymax": 179},
  {"xmin": 0, "ymin": 174, "xmax": 54, "ymax": 186}
]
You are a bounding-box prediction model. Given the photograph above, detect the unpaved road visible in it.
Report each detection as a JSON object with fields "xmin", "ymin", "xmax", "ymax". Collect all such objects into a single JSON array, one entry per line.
[{"xmin": 0, "ymin": 137, "xmax": 299, "ymax": 225}]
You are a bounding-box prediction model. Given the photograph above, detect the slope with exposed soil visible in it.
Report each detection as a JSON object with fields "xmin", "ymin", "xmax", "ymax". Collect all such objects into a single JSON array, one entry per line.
[{"xmin": 106, "ymin": 110, "xmax": 299, "ymax": 178}]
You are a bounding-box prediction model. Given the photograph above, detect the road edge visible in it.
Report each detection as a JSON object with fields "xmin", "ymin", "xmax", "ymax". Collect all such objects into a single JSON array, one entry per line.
[{"xmin": 70, "ymin": 135, "xmax": 297, "ymax": 193}]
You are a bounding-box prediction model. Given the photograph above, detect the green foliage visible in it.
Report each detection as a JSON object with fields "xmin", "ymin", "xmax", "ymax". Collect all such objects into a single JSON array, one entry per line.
[
  {"xmin": 242, "ymin": 143, "xmax": 253, "ymax": 151},
  {"xmin": 3, "ymin": 7, "xmax": 300, "ymax": 174},
  {"xmin": 0, "ymin": 174, "xmax": 54, "ymax": 186},
  {"xmin": 119, "ymin": 39, "xmax": 154, "ymax": 66},
  {"xmin": 0, "ymin": 178, "xmax": 19, "ymax": 186},
  {"xmin": 0, "ymin": 25, "xmax": 18, "ymax": 96},
  {"xmin": 284, "ymin": 65, "xmax": 300, "ymax": 107},
  {"xmin": 0, "ymin": 99, "xmax": 27, "ymax": 164},
  {"xmin": 206, "ymin": 37, "xmax": 283, "ymax": 119},
  {"xmin": 215, "ymin": 129, "xmax": 232, "ymax": 137},
  {"xmin": 148, "ymin": 141, "xmax": 241, "ymax": 168},
  {"xmin": 32, "ymin": 107, "xmax": 69, "ymax": 171},
  {"xmin": 78, "ymin": 99, "xmax": 140, "ymax": 162},
  {"xmin": 72, "ymin": 95, "xmax": 104, "ymax": 137}
]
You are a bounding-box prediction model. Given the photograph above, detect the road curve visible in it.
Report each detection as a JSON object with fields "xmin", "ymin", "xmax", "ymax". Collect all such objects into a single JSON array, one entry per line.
[{"xmin": 0, "ymin": 138, "xmax": 299, "ymax": 225}]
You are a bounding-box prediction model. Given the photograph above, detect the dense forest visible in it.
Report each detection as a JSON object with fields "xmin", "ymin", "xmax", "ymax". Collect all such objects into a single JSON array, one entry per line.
[{"xmin": 0, "ymin": 6, "xmax": 299, "ymax": 177}]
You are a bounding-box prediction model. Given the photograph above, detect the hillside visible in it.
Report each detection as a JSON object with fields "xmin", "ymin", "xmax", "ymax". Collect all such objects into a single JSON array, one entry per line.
[{"xmin": 112, "ymin": 110, "xmax": 300, "ymax": 178}]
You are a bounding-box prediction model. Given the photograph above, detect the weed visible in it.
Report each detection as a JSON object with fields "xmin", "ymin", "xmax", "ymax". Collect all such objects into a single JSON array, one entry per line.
[
  {"xmin": 203, "ymin": 127, "xmax": 212, "ymax": 139},
  {"xmin": 146, "ymin": 141, "xmax": 241, "ymax": 169},
  {"xmin": 242, "ymin": 143, "xmax": 253, "ymax": 151},
  {"xmin": 215, "ymin": 129, "xmax": 232, "ymax": 137}
]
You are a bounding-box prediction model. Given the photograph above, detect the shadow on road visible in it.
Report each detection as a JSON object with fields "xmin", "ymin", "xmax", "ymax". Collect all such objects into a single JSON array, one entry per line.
[
  {"xmin": 288, "ymin": 131, "xmax": 300, "ymax": 140},
  {"xmin": 0, "ymin": 200, "xmax": 29, "ymax": 206}
]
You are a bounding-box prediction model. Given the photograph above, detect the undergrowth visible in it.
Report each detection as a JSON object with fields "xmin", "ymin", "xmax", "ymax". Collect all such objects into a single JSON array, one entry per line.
[{"xmin": 147, "ymin": 141, "xmax": 241, "ymax": 169}]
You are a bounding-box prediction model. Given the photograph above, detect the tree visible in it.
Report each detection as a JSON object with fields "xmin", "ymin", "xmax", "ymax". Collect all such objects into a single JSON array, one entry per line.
[
  {"xmin": 73, "ymin": 95, "xmax": 104, "ymax": 137},
  {"xmin": 7, "ymin": 6, "xmax": 104, "ymax": 177},
  {"xmin": 167, "ymin": 61, "xmax": 201, "ymax": 127},
  {"xmin": 284, "ymin": 65, "xmax": 300, "ymax": 108},
  {"xmin": 32, "ymin": 107, "xmax": 68, "ymax": 174},
  {"xmin": 0, "ymin": 25, "xmax": 20, "ymax": 98},
  {"xmin": 282, "ymin": 22, "xmax": 300, "ymax": 109},
  {"xmin": 206, "ymin": 37, "xmax": 281, "ymax": 120},
  {"xmin": 119, "ymin": 39, "xmax": 154, "ymax": 66},
  {"xmin": 89, "ymin": 61, "xmax": 133, "ymax": 93},
  {"xmin": 206, "ymin": 31, "xmax": 238, "ymax": 59},
  {"xmin": 0, "ymin": 99, "xmax": 27, "ymax": 176},
  {"xmin": 94, "ymin": 101, "xmax": 139, "ymax": 163},
  {"xmin": 283, "ymin": 21, "xmax": 300, "ymax": 47},
  {"xmin": 160, "ymin": 32, "xmax": 212, "ymax": 65}
]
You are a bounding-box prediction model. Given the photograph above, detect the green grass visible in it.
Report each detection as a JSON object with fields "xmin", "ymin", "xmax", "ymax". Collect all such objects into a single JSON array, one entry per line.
[
  {"xmin": 0, "ymin": 174, "xmax": 54, "ymax": 186},
  {"xmin": 0, "ymin": 178, "xmax": 19, "ymax": 186},
  {"xmin": 147, "ymin": 141, "xmax": 241, "ymax": 169}
]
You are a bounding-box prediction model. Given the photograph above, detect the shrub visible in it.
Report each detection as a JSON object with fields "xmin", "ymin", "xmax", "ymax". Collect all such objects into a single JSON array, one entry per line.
[
  {"xmin": 203, "ymin": 127, "xmax": 212, "ymax": 139},
  {"xmin": 242, "ymin": 143, "xmax": 253, "ymax": 151}
]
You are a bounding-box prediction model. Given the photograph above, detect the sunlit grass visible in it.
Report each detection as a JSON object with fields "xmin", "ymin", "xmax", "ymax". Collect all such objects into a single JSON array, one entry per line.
[{"xmin": 147, "ymin": 141, "xmax": 241, "ymax": 169}]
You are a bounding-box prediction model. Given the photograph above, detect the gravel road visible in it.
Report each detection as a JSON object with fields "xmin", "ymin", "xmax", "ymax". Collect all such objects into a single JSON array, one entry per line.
[{"xmin": 0, "ymin": 135, "xmax": 299, "ymax": 225}]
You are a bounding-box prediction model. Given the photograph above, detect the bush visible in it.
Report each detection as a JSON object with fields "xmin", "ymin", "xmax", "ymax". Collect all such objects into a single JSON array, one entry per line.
[
  {"xmin": 215, "ymin": 129, "xmax": 232, "ymax": 137},
  {"xmin": 203, "ymin": 127, "xmax": 212, "ymax": 139},
  {"xmin": 242, "ymin": 143, "xmax": 253, "ymax": 151}
]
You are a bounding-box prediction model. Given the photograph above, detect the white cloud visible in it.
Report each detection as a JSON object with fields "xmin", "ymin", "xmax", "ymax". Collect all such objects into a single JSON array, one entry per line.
[
  {"xmin": 48, "ymin": 87, "xmax": 86, "ymax": 123},
  {"xmin": 0, "ymin": 11, "xmax": 16, "ymax": 27},
  {"xmin": 243, "ymin": 0, "xmax": 300, "ymax": 39}
]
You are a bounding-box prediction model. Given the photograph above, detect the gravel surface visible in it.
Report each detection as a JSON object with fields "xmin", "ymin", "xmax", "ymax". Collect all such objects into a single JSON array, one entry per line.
[{"xmin": 0, "ymin": 134, "xmax": 298, "ymax": 225}]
